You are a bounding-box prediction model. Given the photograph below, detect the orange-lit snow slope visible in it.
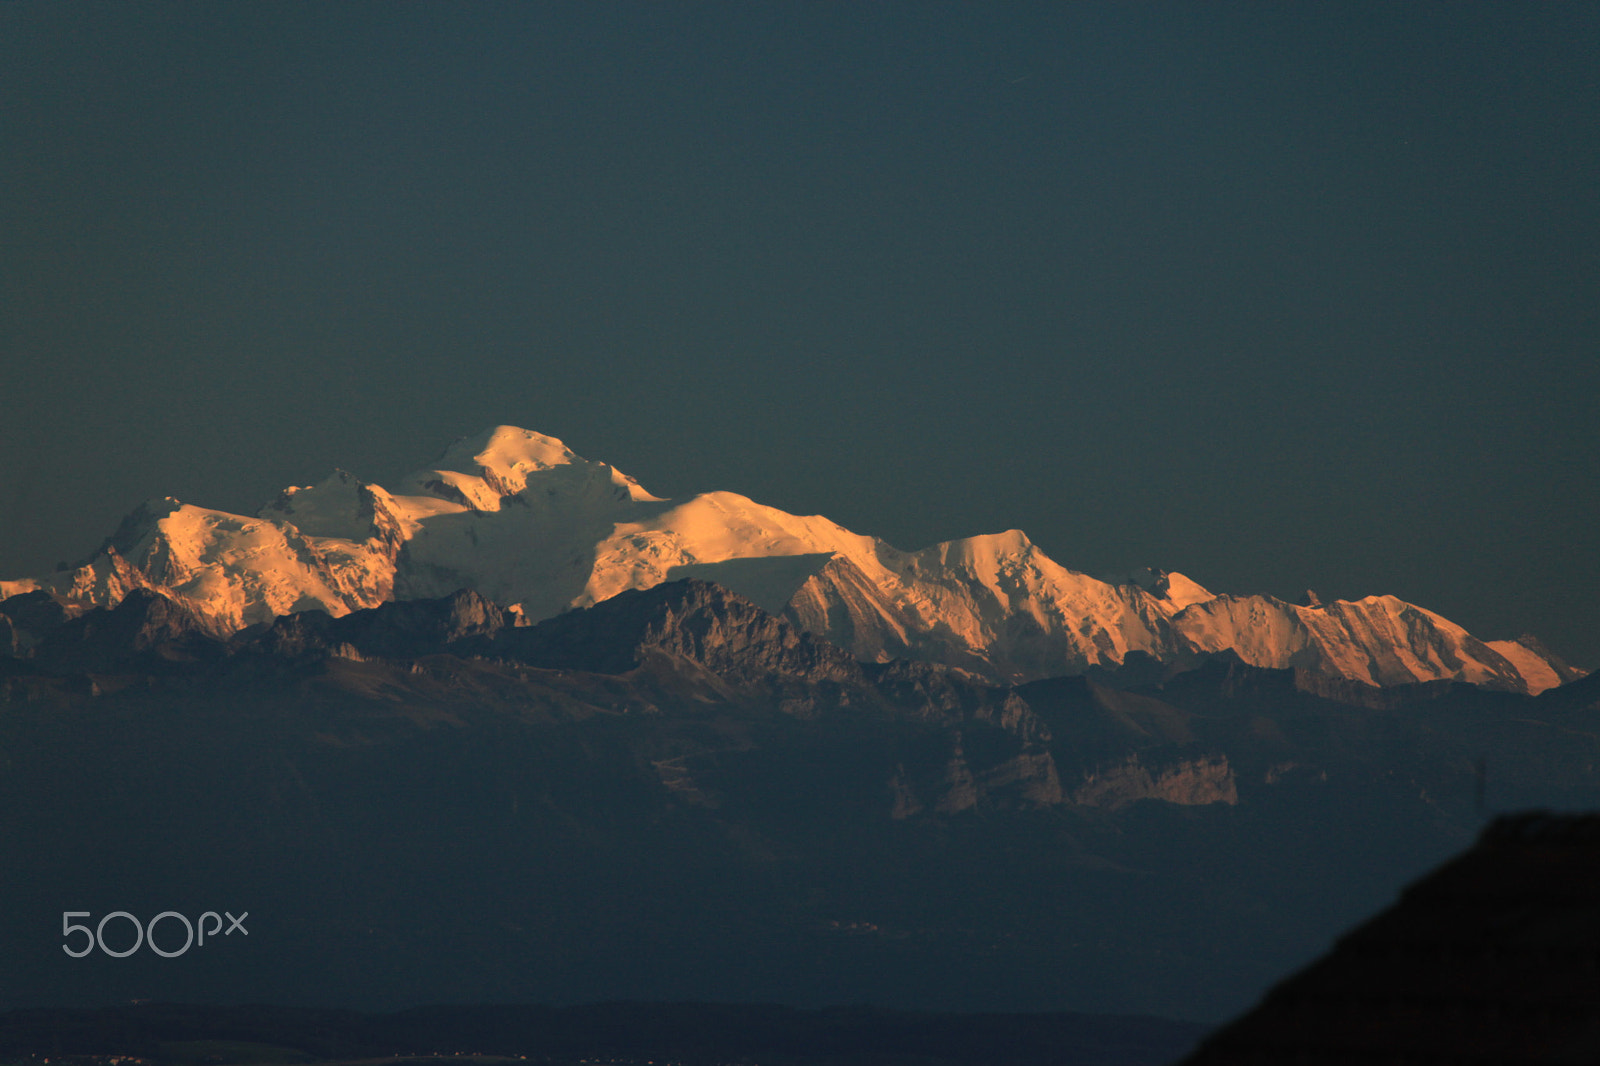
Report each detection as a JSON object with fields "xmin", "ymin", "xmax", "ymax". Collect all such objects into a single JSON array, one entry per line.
[{"xmin": 0, "ymin": 426, "xmax": 1579, "ymax": 693}]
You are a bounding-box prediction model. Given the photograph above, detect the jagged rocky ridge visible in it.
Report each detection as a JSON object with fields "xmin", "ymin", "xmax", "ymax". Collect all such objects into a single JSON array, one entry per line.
[
  {"xmin": 8, "ymin": 578, "xmax": 1598, "ymax": 825},
  {"xmin": 1, "ymin": 426, "xmax": 1585, "ymax": 693},
  {"xmin": 4, "ymin": 580, "xmax": 1231, "ymax": 814}
]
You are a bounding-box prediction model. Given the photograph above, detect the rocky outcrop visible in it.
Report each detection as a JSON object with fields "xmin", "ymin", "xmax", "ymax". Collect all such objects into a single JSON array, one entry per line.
[
  {"xmin": 246, "ymin": 587, "xmax": 510, "ymax": 661},
  {"xmin": 1070, "ymin": 754, "xmax": 1238, "ymax": 810},
  {"xmin": 0, "ymin": 589, "xmax": 68, "ymax": 653},
  {"xmin": 31, "ymin": 587, "xmax": 219, "ymax": 673},
  {"xmin": 497, "ymin": 579, "xmax": 868, "ymax": 693}
]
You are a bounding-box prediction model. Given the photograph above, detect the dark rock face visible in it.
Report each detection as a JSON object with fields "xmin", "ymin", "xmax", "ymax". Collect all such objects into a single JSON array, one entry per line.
[
  {"xmin": 501, "ymin": 579, "xmax": 867, "ymax": 688},
  {"xmin": 0, "ymin": 590, "xmax": 67, "ymax": 654},
  {"xmin": 1536, "ymin": 666, "xmax": 1600, "ymax": 716},
  {"xmin": 238, "ymin": 588, "xmax": 507, "ymax": 662},
  {"xmin": 0, "ymin": 589, "xmax": 68, "ymax": 633},
  {"xmin": 30, "ymin": 587, "xmax": 217, "ymax": 672}
]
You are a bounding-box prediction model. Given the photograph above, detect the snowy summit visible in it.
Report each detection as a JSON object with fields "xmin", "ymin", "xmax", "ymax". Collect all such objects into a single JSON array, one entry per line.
[{"xmin": 0, "ymin": 426, "xmax": 1582, "ymax": 694}]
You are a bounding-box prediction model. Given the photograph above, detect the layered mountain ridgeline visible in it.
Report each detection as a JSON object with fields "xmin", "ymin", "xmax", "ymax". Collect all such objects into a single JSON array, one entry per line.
[
  {"xmin": 5, "ymin": 581, "xmax": 1600, "ymax": 1021},
  {"xmin": 0, "ymin": 426, "xmax": 1583, "ymax": 693}
]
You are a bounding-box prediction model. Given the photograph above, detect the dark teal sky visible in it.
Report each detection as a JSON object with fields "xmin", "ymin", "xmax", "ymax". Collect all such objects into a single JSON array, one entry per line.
[{"xmin": 3, "ymin": 2, "xmax": 1597, "ymax": 665}]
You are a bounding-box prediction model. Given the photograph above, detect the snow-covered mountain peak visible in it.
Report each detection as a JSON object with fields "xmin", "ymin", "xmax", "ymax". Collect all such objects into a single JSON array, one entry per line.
[
  {"xmin": 441, "ymin": 426, "xmax": 579, "ymax": 481},
  {"xmin": 910, "ymin": 528, "xmax": 1034, "ymax": 574},
  {"xmin": 405, "ymin": 426, "xmax": 663, "ymax": 511},
  {"xmin": 1161, "ymin": 572, "xmax": 1214, "ymax": 610},
  {"xmin": 0, "ymin": 426, "xmax": 1581, "ymax": 695}
]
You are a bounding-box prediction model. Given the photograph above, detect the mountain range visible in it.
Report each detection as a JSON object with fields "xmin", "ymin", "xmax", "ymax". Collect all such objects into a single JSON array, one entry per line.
[
  {"xmin": 4, "ymin": 426, "xmax": 1599, "ymax": 1023},
  {"xmin": 1, "ymin": 426, "xmax": 1583, "ymax": 693},
  {"xmin": 6, "ymin": 565, "xmax": 1600, "ymax": 1021}
]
